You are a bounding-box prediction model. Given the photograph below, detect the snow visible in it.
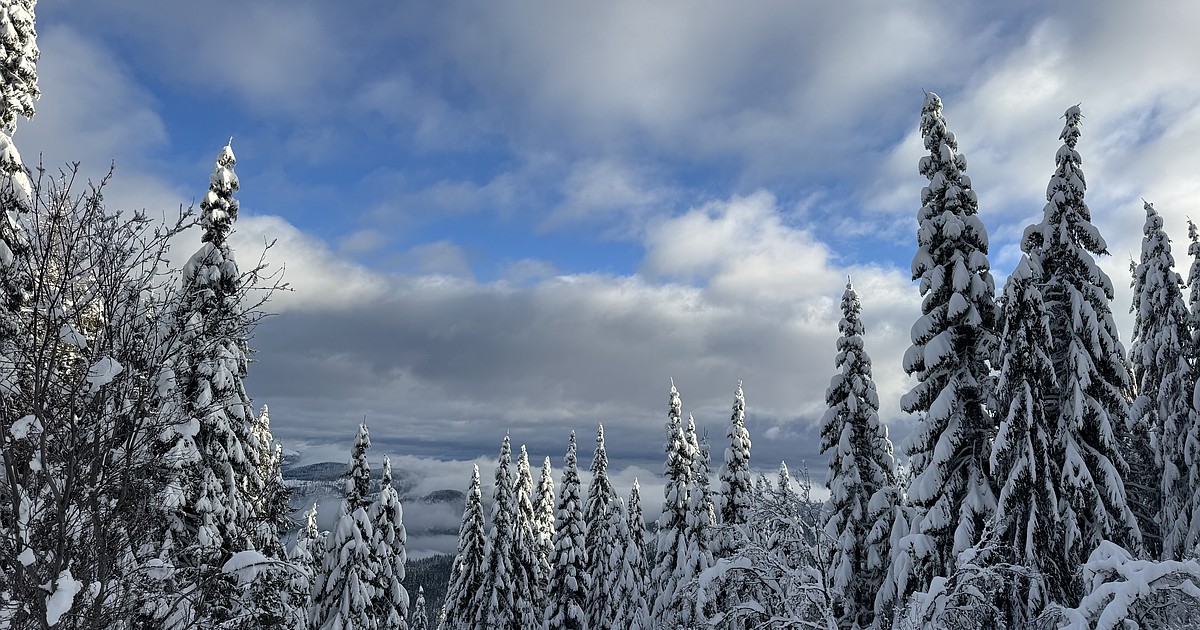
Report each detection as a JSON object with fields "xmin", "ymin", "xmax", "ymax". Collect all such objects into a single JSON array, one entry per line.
[
  {"xmin": 222, "ymin": 549, "xmax": 270, "ymax": 585},
  {"xmin": 57, "ymin": 324, "xmax": 87, "ymax": 349},
  {"xmin": 18, "ymin": 547, "xmax": 34, "ymax": 566},
  {"xmin": 86, "ymin": 357, "xmax": 123, "ymax": 391},
  {"xmin": 45, "ymin": 570, "xmax": 83, "ymax": 626},
  {"xmin": 9, "ymin": 414, "xmax": 38, "ymax": 439}
]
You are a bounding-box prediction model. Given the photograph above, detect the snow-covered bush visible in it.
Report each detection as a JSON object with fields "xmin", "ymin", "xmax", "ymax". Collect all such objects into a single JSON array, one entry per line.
[
  {"xmin": 693, "ymin": 465, "xmax": 836, "ymax": 629},
  {"xmin": 1044, "ymin": 541, "xmax": 1200, "ymax": 629}
]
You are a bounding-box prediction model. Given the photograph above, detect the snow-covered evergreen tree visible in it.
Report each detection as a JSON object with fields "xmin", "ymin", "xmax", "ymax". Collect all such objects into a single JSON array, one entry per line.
[
  {"xmin": 543, "ymin": 431, "xmax": 589, "ymax": 630},
  {"xmin": 988, "ymin": 255, "xmax": 1070, "ymax": 622},
  {"xmin": 584, "ymin": 424, "xmax": 617, "ymax": 629},
  {"xmin": 1184, "ymin": 220, "xmax": 1200, "ymax": 554},
  {"xmin": 0, "ymin": 0, "xmax": 37, "ymax": 134},
  {"xmin": 820, "ymin": 279, "xmax": 898, "ymax": 630},
  {"xmin": 310, "ymin": 426, "xmax": 380, "ymax": 630},
  {"xmin": 718, "ymin": 382, "xmax": 752, "ymax": 529},
  {"xmin": 0, "ymin": 0, "xmax": 36, "ymax": 409},
  {"xmin": 480, "ymin": 435, "xmax": 520, "ymax": 629},
  {"xmin": 651, "ymin": 383, "xmax": 698, "ymax": 627},
  {"xmin": 250, "ymin": 405, "xmax": 292, "ymax": 554},
  {"xmin": 0, "ymin": 2, "xmax": 34, "ymax": 612},
  {"xmin": 685, "ymin": 415, "xmax": 715, "ymax": 615},
  {"xmin": 609, "ymin": 481, "xmax": 651, "ymax": 629},
  {"xmin": 370, "ymin": 456, "xmax": 409, "ymax": 629},
  {"xmin": 778, "ymin": 460, "xmax": 792, "ymax": 496},
  {"xmin": 513, "ymin": 444, "xmax": 545, "ymax": 625},
  {"xmin": 441, "ymin": 464, "xmax": 487, "ymax": 630},
  {"xmin": 346, "ymin": 423, "xmax": 372, "ymax": 512},
  {"xmin": 534, "ymin": 455, "xmax": 556, "ymax": 593},
  {"xmin": 411, "ymin": 586, "xmax": 428, "ymax": 630},
  {"xmin": 157, "ymin": 142, "xmax": 281, "ymax": 625},
  {"xmin": 1130, "ymin": 201, "xmax": 1192, "ymax": 560},
  {"xmin": 1021, "ymin": 105, "xmax": 1141, "ymax": 575},
  {"xmin": 290, "ymin": 503, "xmax": 325, "ymax": 616},
  {"xmin": 897, "ymin": 92, "xmax": 999, "ymax": 601}
]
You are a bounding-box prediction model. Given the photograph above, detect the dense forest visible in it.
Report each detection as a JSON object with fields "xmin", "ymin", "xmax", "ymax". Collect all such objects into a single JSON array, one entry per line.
[{"xmin": 4, "ymin": 2, "xmax": 1200, "ymax": 629}]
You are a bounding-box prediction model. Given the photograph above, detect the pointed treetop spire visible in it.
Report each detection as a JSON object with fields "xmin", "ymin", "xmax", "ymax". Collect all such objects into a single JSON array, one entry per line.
[{"xmin": 200, "ymin": 141, "xmax": 240, "ymax": 245}]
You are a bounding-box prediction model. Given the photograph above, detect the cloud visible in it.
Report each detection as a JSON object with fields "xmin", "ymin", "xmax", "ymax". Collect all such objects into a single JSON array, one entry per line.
[
  {"xmin": 40, "ymin": 2, "xmax": 346, "ymax": 116},
  {"xmin": 234, "ymin": 192, "xmax": 919, "ymax": 489},
  {"xmin": 544, "ymin": 159, "xmax": 677, "ymax": 236}
]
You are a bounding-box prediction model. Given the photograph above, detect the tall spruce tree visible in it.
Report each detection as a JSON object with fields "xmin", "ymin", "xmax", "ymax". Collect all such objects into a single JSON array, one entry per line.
[
  {"xmin": 514, "ymin": 445, "xmax": 545, "ymax": 625},
  {"xmin": 718, "ymin": 382, "xmax": 752, "ymax": 529},
  {"xmin": 685, "ymin": 415, "xmax": 715, "ymax": 612},
  {"xmin": 1184, "ymin": 220, "xmax": 1200, "ymax": 553},
  {"xmin": 441, "ymin": 464, "xmax": 487, "ymax": 630},
  {"xmin": 0, "ymin": 0, "xmax": 35, "ymax": 404},
  {"xmin": 897, "ymin": 92, "xmax": 998, "ymax": 598},
  {"xmin": 160, "ymin": 143, "xmax": 279, "ymax": 624},
  {"xmin": 1021, "ymin": 105, "xmax": 1141, "ymax": 572},
  {"xmin": 543, "ymin": 432, "xmax": 589, "ymax": 630},
  {"xmin": 1130, "ymin": 202, "xmax": 1192, "ymax": 560},
  {"xmin": 370, "ymin": 456, "xmax": 409, "ymax": 629},
  {"xmin": 584, "ymin": 424, "xmax": 617, "ymax": 629},
  {"xmin": 0, "ymin": 1, "xmax": 35, "ymax": 609},
  {"xmin": 988, "ymin": 255, "xmax": 1070, "ymax": 621},
  {"xmin": 651, "ymin": 383, "xmax": 696, "ymax": 627},
  {"xmin": 290, "ymin": 503, "xmax": 325, "ymax": 616},
  {"xmin": 310, "ymin": 425, "xmax": 379, "ymax": 630},
  {"xmin": 609, "ymin": 481, "xmax": 651, "ymax": 629},
  {"xmin": 820, "ymin": 279, "xmax": 898, "ymax": 630},
  {"xmin": 481, "ymin": 435, "xmax": 520, "ymax": 629},
  {"xmin": 534, "ymin": 455, "xmax": 557, "ymax": 593}
]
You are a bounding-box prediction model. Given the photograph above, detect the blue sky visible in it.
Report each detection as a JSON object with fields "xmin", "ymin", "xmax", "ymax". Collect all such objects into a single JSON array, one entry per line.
[{"xmin": 17, "ymin": 2, "xmax": 1200, "ymax": 517}]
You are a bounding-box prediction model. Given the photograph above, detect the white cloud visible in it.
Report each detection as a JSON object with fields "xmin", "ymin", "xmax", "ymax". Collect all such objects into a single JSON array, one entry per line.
[
  {"xmin": 544, "ymin": 159, "xmax": 676, "ymax": 236},
  {"xmin": 389, "ymin": 241, "xmax": 474, "ymax": 278}
]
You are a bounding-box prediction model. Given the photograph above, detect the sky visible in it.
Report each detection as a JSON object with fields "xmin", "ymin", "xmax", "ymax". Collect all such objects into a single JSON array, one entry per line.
[{"xmin": 17, "ymin": 2, "xmax": 1200, "ymax": 520}]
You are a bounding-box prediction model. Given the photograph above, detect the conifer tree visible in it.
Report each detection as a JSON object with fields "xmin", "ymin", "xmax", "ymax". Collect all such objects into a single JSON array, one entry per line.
[
  {"xmin": 897, "ymin": 92, "xmax": 999, "ymax": 599},
  {"xmin": 250, "ymin": 405, "xmax": 292, "ymax": 554},
  {"xmin": 1184, "ymin": 220, "xmax": 1200, "ymax": 553},
  {"xmin": 584, "ymin": 424, "xmax": 617, "ymax": 629},
  {"xmin": 718, "ymin": 382, "xmax": 752, "ymax": 529},
  {"xmin": 651, "ymin": 383, "xmax": 696, "ymax": 627},
  {"xmin": 371, "ymin": 456, "xmax": 409, "ymax": 629},
  {"xmin": 0, "ymin": 0, "xmax": 35, "ymax": 597},
  {"xmin": 481, "ymin": 435, "xmax": 519, "ymax": 629},
  {"xmin": 310, "ymin": 426, "xmax": 380, "ymax": 630},
  {"xmin": 607, "ymin": 494, "xmax": 651, "ymax": 630},
  {"xmin": 0, "ymin": 0, "xmax": 37, "ymax": 134},
  {"xmin": 514, "ymin": 444, "xmax": 545, "ymax": 625},
  {"xmin": 290, "ymin": 503, "xmax": 325, "ymax": 614},
  {"xmin": 615, "ymin": 480, "xmax": 651, "ymax": 628},
  {"xmin": 543, "ymin": 432, "xmax": 589, "ymax": 630},
  {"xmin": 820, "ymin": 279, "xmax": 898, "ymax": 629},
  {"xmin": 1021, "ymin": 105, "xmax": 1141, "ymax": 572},
  {"xmin": 441, "ymin": 465, "xmax": 487, "ymax": 630},
  {"xmin": 685, "ymin": 416, "xmax": 715, "ymax": 604},
  {"xmin": 534, "ymin": 455, "xmax": 557, "ymax": 592},
  {"xmin": 1129, "ymin": 202, "xmax": 1192, "ymax": 560},
  {"xmin": 988, "ymin": 255, "xmax": 1070, "ymax": 621},
  {"xmin": 242, "ymin": 404, "xmax": 297, "ymax": 628},
  {"xmin": 159, "ymin": 142, "xmax": 279, "ymax": 624},
  {"xmin": 0, "ymin": 0, "xmax": 35, "ymax": 402},
  {"xmin": 346, "ymin": 423, "xmax": 372, "ymax": 512},
  {"xmin": 777, "ymin": 461, "xmax": 792, "ymax": 496},
  {"xmin": 688, "ymin": 417, "xmax": 716, "ymax": 531},
  {"xmin": 412, "ymin": 586, "xmax": 428, "ymax": 630}
]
